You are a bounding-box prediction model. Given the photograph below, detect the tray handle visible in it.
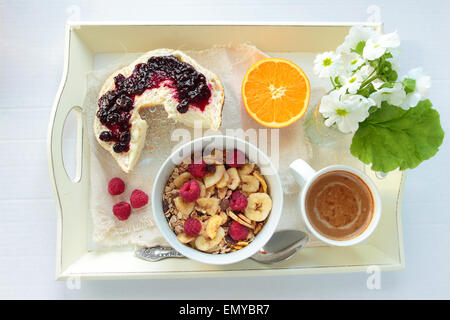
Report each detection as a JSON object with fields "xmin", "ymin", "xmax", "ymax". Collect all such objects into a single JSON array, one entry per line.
[{"xmin": 48, "ymin": 103, "xmax": 85, "ymax": 187}]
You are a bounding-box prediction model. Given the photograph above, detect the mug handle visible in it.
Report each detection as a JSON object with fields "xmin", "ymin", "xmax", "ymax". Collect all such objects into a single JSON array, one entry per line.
[{"xmin": 289, "ymin": 159, "xmax": 316, "ymax": 188}]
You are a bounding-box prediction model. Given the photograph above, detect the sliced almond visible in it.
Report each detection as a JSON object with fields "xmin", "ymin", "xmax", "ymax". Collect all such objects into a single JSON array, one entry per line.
[
  {"xmin": 173, "ymin": 196, "xmax": 195, "ymax": 217},
  {"xmin": 227, "ymin": 209, "xmax": 254, "ymax": 229},
  {"xmin": 203, "ymin": 164, "xmax": 225, "ymax": 188},
  {"xmin": 241, "ymin": 175, "xmax": 260, "ymax": 193},
  {"xmin": 253, "ymin": 171, "xmax": 268, "ymax": 193},
  {"xmin": 238, "ymin": 213, "xmax": 252, "ymax": 225},
  {"xmin": 173, "ymin": 172, "xmax": 193, "ymax": 188},
  {"xmin": 196, "ymin": 197, "xmax": 220, "ymax": 215},
  {"xmin": 226, "ymin": 167, "xmax": 240, "ymax": 190}
]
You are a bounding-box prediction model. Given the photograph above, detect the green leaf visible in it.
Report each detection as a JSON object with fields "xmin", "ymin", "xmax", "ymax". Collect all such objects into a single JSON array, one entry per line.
[
  {"xmin": 368, "ymin": 105, "xmax": 379, "ymax": 114},
  {"xmin": 334, "ymin": 76, "xmax": 342, "ymax": 87},
  {"xmin": 350, "ymin": 100, "xmax": 444, "ymax": 172},
  {"xmin": 351, "ymin": 41, "xmax": 366, "ymax": 55},
  {"xmin": 357, "ymin": 83, "xmax": 376, "ymax": 97},
  {"xmin": 387, "ymin": 70, "xmax": 398, "ymax": 82},
  {"xmin": 380, "ymin": 82, "xmax": 394, "ymax": 89},
  {"xmin": 383, "ymin": 51, "xmax": 393, "ymax": 59},
  {"xmin": 377, "ymin": 60, "xmax": 398, "ymax": 82},
  {"xmin": 402, "ymin": 78, "xmax": 416, "ymax": 94}
]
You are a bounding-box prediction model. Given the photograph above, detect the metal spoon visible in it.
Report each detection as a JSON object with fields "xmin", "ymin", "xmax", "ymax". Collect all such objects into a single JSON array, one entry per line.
[{"xmin": 135, "ymin": 230, "xmax": 308, "ymax": 264}]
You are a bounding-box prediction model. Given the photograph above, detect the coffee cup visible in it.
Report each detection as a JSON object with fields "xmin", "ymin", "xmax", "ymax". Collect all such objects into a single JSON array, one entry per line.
[{"xmin": 289, "ymin": 159, "xmax": 381, "ymax": 246}]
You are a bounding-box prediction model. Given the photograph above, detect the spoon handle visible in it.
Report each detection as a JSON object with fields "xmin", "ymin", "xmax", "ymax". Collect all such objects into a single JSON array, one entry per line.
[{"xmin": 135, "ymin": 246, "xmax": 184, "ymax": 262}]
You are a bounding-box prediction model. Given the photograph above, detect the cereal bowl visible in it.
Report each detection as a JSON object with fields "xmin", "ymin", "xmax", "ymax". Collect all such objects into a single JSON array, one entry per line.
[{"xmin": 152, "ymin": 135, "xmax": 283, "ymax": 265}]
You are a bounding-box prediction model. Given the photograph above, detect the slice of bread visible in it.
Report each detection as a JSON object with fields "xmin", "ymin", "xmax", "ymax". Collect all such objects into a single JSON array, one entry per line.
[{"xmin": 94, "ymin": 49, "xmax": 224, "ymax": 173}]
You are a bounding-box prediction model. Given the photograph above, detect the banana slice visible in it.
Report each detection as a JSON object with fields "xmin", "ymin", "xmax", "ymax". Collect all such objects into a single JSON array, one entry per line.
[
  {"xmin": 217, "ymin": 187, "xmax": 227, "ymax": 199},
  {"xmin": 253, "ymin": 171, "xmax": 268, "ymax": 193},
  {"xmin": 195, "ymin": 227, "xmax": 225, "ymax": 252},
  {"xmin": 226, "ymin": 167, "xmax": 240, "ymax": 190},
  {"xmin": 219, "ymin": 211, "xmax": 228, "ymax": 224},
  {"xmin": 203, "ymin": 164, "xmax": 225, "ymax": 188},
  {"xmin": 205, "ymin": 185, "xmax": 215, "ymax": 198},
  {"xmin": 177, "ymin": 232, "xmax": 195, "ymax": 244},
  {"xmin": 238, "ymin": 163, "xmax": 255, "ymax": 176},
  {"xmin": 206, "ymin": 215, "xmax": 223, "ymax": 239},
  {"xmin": 241, "ymin": 175, "xmax": 260, "ymax": 193},
  {"xmin": 216, "ymin": 170, "xmax": 229, "ymax": 188},
  {"xmin": 203, "ymin": 149, "xmax": 225, "ymax": 165},
  {"xmin": 173, "ymin": 172, "xmax": 193, "ymax": 188},
  {"xmin": 244, "ymin": 193, "xmax": 272, "ymax": 222},
  {"xmin": 196, "ymin": 197, "xmax": 220, "ymax": 215},
  {"xmin": 196, "ymin": 179, "xmax": 207, "ymax": 198},
  {"xmin": 173, "ymin": 196, "xmax": 195, "ymax": 217}
]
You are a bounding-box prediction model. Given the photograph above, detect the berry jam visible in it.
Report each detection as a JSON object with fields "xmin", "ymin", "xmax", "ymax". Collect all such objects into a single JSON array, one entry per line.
[{"xmin": 97, "ymin": 55, "xmax": 212, "ymax": 153}]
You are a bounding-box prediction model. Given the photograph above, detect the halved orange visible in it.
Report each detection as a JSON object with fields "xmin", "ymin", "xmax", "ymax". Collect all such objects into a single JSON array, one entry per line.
[{"xmin": 242, "ymin": 58, "xmax": 311, "ymax": 128}]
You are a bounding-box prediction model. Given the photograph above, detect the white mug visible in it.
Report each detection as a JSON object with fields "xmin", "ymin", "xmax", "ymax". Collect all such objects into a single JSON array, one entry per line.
[{"xmin": 289, "ymin": 159, "xmax": 381, "ymax": 246}]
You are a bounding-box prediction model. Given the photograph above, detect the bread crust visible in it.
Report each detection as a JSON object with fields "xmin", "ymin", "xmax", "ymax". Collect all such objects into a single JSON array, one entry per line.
[{"xmin": 93, "ymin": 49, "xmax": 224, "ymax": 173}]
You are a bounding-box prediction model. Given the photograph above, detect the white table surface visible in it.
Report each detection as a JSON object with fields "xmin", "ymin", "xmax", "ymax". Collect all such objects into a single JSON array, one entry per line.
[{"xmin": 0, "ymin": 0, "xmax": 449, "ymax": 299}]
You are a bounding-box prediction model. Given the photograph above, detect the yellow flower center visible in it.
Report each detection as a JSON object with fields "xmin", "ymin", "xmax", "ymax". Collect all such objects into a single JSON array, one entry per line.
[{"xmin": 323, "ymin": 58, "xmax": 333, "ymax": 67}]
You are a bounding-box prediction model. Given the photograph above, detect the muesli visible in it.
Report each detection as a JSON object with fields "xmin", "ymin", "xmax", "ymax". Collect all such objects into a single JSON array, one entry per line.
[{"xmin": 162, "ymin": 149, "xmax": 272, "ymax": 254}]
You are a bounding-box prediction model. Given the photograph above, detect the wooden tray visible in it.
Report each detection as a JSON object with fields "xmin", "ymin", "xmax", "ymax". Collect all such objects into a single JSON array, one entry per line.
[{"xmin": 48, "ymin": 21, "xmax": 404, "ymax": 280}]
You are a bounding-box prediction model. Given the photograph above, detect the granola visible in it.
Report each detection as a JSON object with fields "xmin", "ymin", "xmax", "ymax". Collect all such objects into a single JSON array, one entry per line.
[{"xmin": 162, "ymin": 149, "xmax": 272, "ymax": 254}]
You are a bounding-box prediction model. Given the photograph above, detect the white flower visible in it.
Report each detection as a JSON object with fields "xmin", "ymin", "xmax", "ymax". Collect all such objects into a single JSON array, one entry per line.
[
  {"xmin": 358, "ymin": 65, "xmax": 376, "ymax": 78},
  {"xmin": 313, "ymin": 51, "xmax": 343, "ymax": 78},
  {"xmin": 340, "ymin": 65, "xmax": 375, "ymax": 94},
  {"xmin": 347, "ymin": 54, "xmax": 366, "ymax": 72},
  {"xmin": 372, "ymin": 79, "xmax": 384, "ymax": 90},
  {"xmin": 337, "ymin": 25, "xmax": 377, "ymax": 54},
  {"xmin": 400, "ymin": 67, "xmax": 431, "ymax": 110},
  {"xmin": 369, "ymin": 83, "xmax": 406, "ymax": 108},
  {"xmin": 363, "ymin": 31, "xmax": 401, "ymax": 60},
  {"xmin": 319, "ymin": 90, "xmax": 374, "ymax": 133},
  {"xmin": 340, "ymin": 74, "xmax": 363, "ymax": 94}
]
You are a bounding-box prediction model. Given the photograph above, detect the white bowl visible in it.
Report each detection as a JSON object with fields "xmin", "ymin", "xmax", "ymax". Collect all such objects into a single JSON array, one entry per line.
[{"xmin": 152, "ymin": 135, "xmax": 283, "ymax": 265}]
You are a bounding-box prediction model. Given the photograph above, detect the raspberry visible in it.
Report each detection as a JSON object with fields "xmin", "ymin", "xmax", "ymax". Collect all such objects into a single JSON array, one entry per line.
[
  {"xmin": 188, "ymin": 160, "xmax": 207, "ymax": 178},
  {"xmin": 229, "ymin": 191, "xmax": 248, "ymax": 211},
  {"xmin": 226, "ymin": 149, "xmax": 246, "ymax": 168},
  {"xmin": 112, "ymin": 202, "xmax": 131, "ymax": 221},
  {"xmin": 179, "ymin": 180, "xmax": 201, "ymax": 202},
  {"xmin": 228, "ymin": 221, "xmax": 249, "ymax": 241},
  {"xmin": 108, "ymin": 177, "xmax": 125, "ymax": 195},
  {"xmin": 130, "ymin": 189, "xmax": 149, "ymax": 208},
  {"xmin": 184, "ymin": 218, "xmax": 202, "ymax": 237}
]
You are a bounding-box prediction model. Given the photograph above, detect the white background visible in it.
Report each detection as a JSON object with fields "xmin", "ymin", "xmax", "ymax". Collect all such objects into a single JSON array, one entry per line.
[{"xmin": 0, "ymin": 0, "xmax": 449, "ymax": 299}]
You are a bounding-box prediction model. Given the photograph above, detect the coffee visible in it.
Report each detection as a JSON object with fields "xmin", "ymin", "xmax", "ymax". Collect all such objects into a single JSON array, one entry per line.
[{"xmin": 305, "ymin": 170, "xmax": 374, "ymax": 240}]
